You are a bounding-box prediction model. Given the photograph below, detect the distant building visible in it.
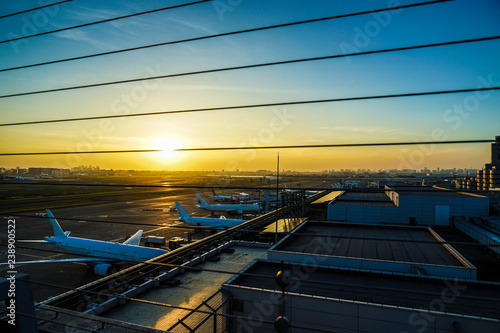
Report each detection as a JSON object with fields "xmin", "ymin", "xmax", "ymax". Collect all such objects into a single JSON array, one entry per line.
[
  {"xmin": 457, "ymin": 135, "xmax": 500, "ymax": 190},
  {"xmin": 377, "ymin": 180, "xmax": 409, "ymax": 188},
  {"xmin": 327, "ymin": 187, "xmax": 489, "ymax": 225},
  {"xmin": 28, "ymin": 167, "xmax": 70, "ymax": 176}
]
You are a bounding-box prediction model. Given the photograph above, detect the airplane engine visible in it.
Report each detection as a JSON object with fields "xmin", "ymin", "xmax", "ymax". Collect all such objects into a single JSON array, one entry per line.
[
  {"xmin": 237, "ymin": 209, "xmax": 243, "ymax": 214},
  {"xmin": 94, "ymin": 263, "xmax": 113, "ymax": 276}
]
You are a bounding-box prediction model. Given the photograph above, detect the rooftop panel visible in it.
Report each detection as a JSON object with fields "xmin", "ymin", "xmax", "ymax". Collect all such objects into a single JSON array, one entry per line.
[
  {"xmin": 272, "ymin": 222, "xmax": 466, "ymax": 267},
  {"xmin": 225, "ymin": 260, "xmax": 500, "ymax": 320}
]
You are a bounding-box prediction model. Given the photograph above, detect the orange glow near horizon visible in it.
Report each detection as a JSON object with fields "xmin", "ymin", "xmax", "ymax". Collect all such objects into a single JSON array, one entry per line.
[
  {"xmin": 154, "ymin": 138, "xmax": 183, "ymax": 160},
  {"xmin": 0, "ymin": 144, "xmax": 493, "ymax": 172}
]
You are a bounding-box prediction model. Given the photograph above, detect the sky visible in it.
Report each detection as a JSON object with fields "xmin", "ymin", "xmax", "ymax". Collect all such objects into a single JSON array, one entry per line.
[{"xmin": 0, "ymin": 0, "xmax": 499, "ymax": 172}]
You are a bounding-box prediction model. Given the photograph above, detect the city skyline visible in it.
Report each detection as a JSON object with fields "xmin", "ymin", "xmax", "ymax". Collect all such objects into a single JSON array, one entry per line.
[
  {"xmin": 1, "ymin": 0, "xmax": 499, "ymax": 171},
  {"xmin": 0, "ymin": 164, "xmax": 484, "ymax": 175}
]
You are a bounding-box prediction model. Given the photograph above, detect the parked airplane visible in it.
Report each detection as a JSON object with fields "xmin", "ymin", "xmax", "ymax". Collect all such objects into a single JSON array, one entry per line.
[
  {"xmin": 195, "ymin": 194, "xmax": 260, "ymax": 214},
  {"xmin": 5, "ymin": 209, "xmax": 168, "ymax": 275},
  {"xmin": 5, "ymin": 175, "xmax": 35, "ymax": 180},
  {"xmin": 239, "ymin": 192, "xmax": 250, "ymax": 198},
  {"xmin": 230, "ymin": 175, "xmax": 284, "ymax": 181},
  {"xmin": 175, "ymin": 202, "xmax": 246, "ymax": 229},
  {"xmin": 212, "ymin": 190, "xmax": 235, "ymax": 202}
]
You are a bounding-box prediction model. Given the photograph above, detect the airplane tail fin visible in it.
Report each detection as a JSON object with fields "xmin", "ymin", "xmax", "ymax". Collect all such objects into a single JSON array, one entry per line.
[
  {"xmin": 175, "ymin": 202, "xmax": 191, "ymax": 222},
  {"xmin": 195, "ymin": 194, "xmax": 208, "ymax": 207},
  {"xmin": 46, "ymin": 209, "xmax": 67, "ymax": 238},
  {"xmin": 123, "ymin": 230, "xmax": 143, "ymax": 246}
]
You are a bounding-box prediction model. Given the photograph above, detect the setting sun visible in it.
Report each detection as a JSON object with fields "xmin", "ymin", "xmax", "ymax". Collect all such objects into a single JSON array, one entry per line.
[{"xmin": 154, "ymin": 138, "xmax": 182, "ymax": 160}]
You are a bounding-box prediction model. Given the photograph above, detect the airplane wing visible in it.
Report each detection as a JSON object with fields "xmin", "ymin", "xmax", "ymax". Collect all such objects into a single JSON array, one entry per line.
[
  {"xmin": 16, "ymin": 240, "xmax": 48, "ymax": 243},
  {"xmin": 168, "ymin": 223, "xmax": 220, "ymax": 231},
  {"xmin": 122, "ymin": 229, "xmax": 143, "ymax": 246},
  {"xmin": 1, "ymin": 257, "xmax": 114, "ymax": 265},
  {"xmin": 185, "ymin": 225, "xmax": 219, "ymax": 230}
]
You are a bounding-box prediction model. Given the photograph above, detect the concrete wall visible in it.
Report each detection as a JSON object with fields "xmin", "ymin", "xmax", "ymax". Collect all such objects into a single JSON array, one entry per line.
[
  {"xmin": 224, "ymin": 285, "xmax": 500, "ymax": 333},
  {"xmin": 327, "ymin": 204, "xmax": 400, "ymax": 224}
]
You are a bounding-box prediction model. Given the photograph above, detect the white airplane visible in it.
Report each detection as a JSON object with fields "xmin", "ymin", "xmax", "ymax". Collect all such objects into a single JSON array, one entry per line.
[
  {"xmin": 230, "ymin": 175, "xmax": 267, "ymax": 179},
  {"xmin": 5, "ymin": 175, "xmax": 35, "ymax": 180},
  {"xmin": 267, "ymin": 177, "xmax": 285, "ymax": 181},
  {"xmin": 175, "ymin": 202, "xmax": 246, "ymax": 229},
  {"xmin": 212, "ymin": 190, "xmax": 235, "ymax": 202},
  {"xmin": 195, "ymin": 194, "xmax": 260, "ymax": 214},
  {"xmin": 4, "ymin": 209, "xmax": 168, "ymax": 275}
]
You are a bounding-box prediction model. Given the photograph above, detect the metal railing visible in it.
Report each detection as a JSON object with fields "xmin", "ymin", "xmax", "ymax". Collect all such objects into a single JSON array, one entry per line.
[{"xmin": 168, "ymin": 289, "xmax": 230, "ymax": 333}]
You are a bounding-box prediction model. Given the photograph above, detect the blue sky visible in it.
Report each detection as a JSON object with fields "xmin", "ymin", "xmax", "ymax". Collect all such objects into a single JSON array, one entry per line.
[{"xmin": 0, "ymin": 0, "xmax": 499, "ymax": 171}]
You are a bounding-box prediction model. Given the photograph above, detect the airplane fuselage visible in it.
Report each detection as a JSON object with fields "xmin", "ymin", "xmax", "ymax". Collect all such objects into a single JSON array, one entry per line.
[
  {"xmin": 213, "ymin": 195, "xmax": 233, "ymax": 202},
  {"xmin": 45, "ymin": 236, "xmax": 168, "ymax": 262},
  {"xmin": 175, "ymin": 201, "xmax": 246, "ymax": 229},
  {"xmin": 198, "ymin": 203, "xmax": 260, "ymax": 213},
  {"xmin": 183, "ymin": 216, "xmax": 246, "ymax": 229}
]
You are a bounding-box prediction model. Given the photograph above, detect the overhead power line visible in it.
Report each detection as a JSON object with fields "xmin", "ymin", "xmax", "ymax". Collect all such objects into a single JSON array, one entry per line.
[
  {"xmin": 19, "ymin": 278, "xmax": 333, "ymax": 333},
  {"xmin": 0, "ymin": 0, "xmax": 211, "ymax": 45},
  {"xmin": 0, "ymin": 0, "xmax": 452, "ymax": 73},
  {"xmin": 174, "ymin": 139, "xmax": 494, "ymax": 151},
  {"xmin": 1, "ymin": 86, "xmax": 499, "ymax": 126},
  {"xmin": 10, "ymin": 248, "xmax": 500, "ymax": 306},
  {"xmin": 1, "ymin": 310, "xmax": 101, "ymax": 333},
  {"xmin": 0, "ymin": 182, "xmax": 490, "ymax": 194},
  {"xmin": 12, "ymin": 268, "xmax": 497, "ymax": 333},
  {"xmin": 0, "ymin": 139, "xmax": 493, "ymax": 156},
  {"xmin": 14, "ymin": 279, "xmax": 277, "ymax": 329},
  {"xmin": 4, "ymin": 243, "xmax": 498, "ymax": 302},
  {"xmin": 0, "ymin": 149, "xmax": 160, "ymax": 156},
  {"xmin": 2, "ymin": 35, "xmax": 497, "ymax": 100},
  {"xmin": 6, "ymin": 217, "xmax": 500, "ymax": 248},
  {"xmin": 0, "ymin": 0, "xmax": 73, "ymax": 20},
  {"xmin": 11, "ymin": 245, "xmax": 500, "ymax": 296}
]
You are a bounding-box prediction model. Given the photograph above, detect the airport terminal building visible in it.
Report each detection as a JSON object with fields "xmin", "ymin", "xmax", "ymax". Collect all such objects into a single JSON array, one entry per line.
[
  {"xmin": 222, "ymin": 220, "xmax": 500, "ymax": 333},
  {"xmin": 327, "ymin": 187, "xmax": 489, "ymax": 225},
  {"xmin": 224, "ymin": 260, "xmax": 500, "ymax": 333}
]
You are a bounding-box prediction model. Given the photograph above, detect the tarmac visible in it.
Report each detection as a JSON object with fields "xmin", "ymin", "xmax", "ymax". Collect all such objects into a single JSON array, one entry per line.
[
  {"xmin": 102, "ymin": 245, "xmax": 268, "ymax": 331},
  {"xmin": 0, "ymin": 192, "xmax": 243, "ymax": 302}
]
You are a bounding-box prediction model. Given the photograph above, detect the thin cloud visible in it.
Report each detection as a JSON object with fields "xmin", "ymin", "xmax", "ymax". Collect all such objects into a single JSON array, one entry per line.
[
  {"xmin": 160, "ymin": 83, "xmax": 303, "ymax": 95},
  {"xmin": 320, "ymin": 126, "xmax": 400, "ymax": 134},
  {"xmin": 54, "ymin": 29, "xmax": 113, "ymax": 50}
]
